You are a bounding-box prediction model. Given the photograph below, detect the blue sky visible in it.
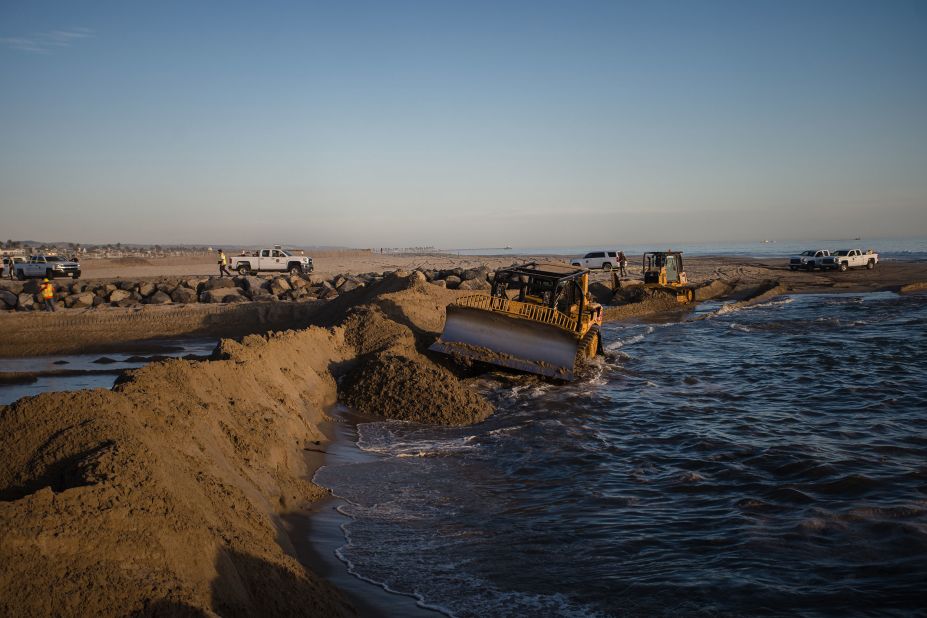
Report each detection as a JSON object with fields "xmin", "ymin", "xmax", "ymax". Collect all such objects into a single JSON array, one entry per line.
[{"xmin": 1, "ymin": 1, "xmax": 926, "ymax": 248}]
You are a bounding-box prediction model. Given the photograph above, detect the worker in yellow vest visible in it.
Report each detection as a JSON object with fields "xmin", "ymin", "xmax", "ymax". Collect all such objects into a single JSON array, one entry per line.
[
  {"xmin": 217, "ymin": 249, "xmax": 231, "ymax": 278},
  {"xmin": 40, "ymin": 278, "xmax": 56, "ymax": 312}
]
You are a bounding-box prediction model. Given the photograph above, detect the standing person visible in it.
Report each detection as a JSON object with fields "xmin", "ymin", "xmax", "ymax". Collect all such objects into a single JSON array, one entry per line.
[
  {"xmin": 40, "ymin": 277, "xmax": 56, "ymax": 312},
  {"xmin": 618, "ymin": 251, "xmax": 628, "ymax": 277},
  {"xmin": 217, "ymin": 249, "xmax": 231, "ymax": 277}
]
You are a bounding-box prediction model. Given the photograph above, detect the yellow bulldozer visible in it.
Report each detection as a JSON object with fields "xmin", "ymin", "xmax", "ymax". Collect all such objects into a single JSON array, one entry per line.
[
  {"xmin": 642, "ymin": 250, "xmax": 695, "ymax": 303},
  {"xmin": 430, "ymin": 263, "xmax": 604, "ymax": 381}
]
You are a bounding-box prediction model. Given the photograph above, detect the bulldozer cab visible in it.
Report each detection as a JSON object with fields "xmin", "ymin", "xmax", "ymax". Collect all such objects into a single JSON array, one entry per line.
[
  {"xmin": 643, "ymin": 251, "xmax": 687, "ymax": 286},
  {"xmin": 492, "ymin": 263, "xmax": 589, "ymax": 322}
]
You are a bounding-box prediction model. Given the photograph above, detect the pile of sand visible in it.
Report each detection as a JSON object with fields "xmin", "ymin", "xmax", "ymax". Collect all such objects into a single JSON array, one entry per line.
[{"xmin": 0, "ymin": 271, "xmax": 493, "ymax": 616}]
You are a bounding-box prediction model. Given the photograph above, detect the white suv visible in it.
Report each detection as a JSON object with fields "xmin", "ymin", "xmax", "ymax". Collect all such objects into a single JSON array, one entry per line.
[{"xmin": 572, "ymin": 250, "xmax": 617, "ymax": 270}]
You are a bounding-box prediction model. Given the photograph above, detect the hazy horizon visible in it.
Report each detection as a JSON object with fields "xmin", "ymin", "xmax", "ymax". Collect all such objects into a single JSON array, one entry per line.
[{"xmin": 2, "ymin": 1, "xmax": 926, "ymax": 247}]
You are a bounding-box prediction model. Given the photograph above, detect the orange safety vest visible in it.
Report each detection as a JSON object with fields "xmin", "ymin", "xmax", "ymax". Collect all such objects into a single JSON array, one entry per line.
[{"xmin": 41, "ymin": 283, "xmax": 54, "ymax": 299}]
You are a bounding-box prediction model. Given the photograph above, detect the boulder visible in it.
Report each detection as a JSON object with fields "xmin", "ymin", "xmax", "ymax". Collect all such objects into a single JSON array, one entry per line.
[
  {"xmin": 116, "ymin": 298, "xmax": 139, "ymax": 308},
  {"xmin": 445, "ymin": 275, "xmax": 462, "ymax": 289},
  {"xmin": 171, "ymin": 286, "xmax": 198, "ymax": 304},
  {"xmin": 241, "ymin": 276, "xmax": 270, "ymax": 292},
  {"xmin": 156, "ymin": 283, "xmax": 174, "ymax": 294},
  {"xmin": 339, "ymin": 280, "xmax": 363, "ymax": 293},
  {"xmin": 430, "ymin": 279, "xmax": 447, "ymax": 289},
  {"xmin": 288, "ymin": 276, "xmax": 308, "ymax": 289},
  {"xmin": 22, "ymin": 280, "xmax": 41, "ymax": 294},
  {"xmin": 457, "ymin": 278, "xmax": 491, "ymax": 291},
  {"xmin": 103, "ymin": 284, "xmax": 117, "ymax": 294},
  {"xmin": 202, "ymin": 277, "xmax": 236, "ymax": 291},
  {"xmin": 249, "ymin": 291, "xmax": 275, "ymax": 302},
  {"xmin": 145, "ymin": 291, "xmax": 172, "ymax": 305},
  {"xmin": 117, "ymin": 280, "xmax": 135, "ymax": 291},
  {"xmin": 0, "ymin": 289, "xmax": 18, "ymax": 308},
  {"xmin": 319, "ymin": 287, "xmax": 339, "ymax": 300},
  {"xmin": 92, "ymin": 295, "xmax": 105, "ymax": 307},
  {"xmin": 223, "ymin": 293, "xmax": 248, "ymax": 303},
  {"xmin": 270, "ymin": 277, "xmax": 291, "ymax": 295},
  {"xmin": 109, "ymin": 289, "xmax": 131, "ymax": 303},
  {"xmin": 17, "ymin": 293, "xmax": 35, "ymax": 310},
  {"xmin": 461, "ymin": 266, "xmax": 489, "ymax": 281},
  {"xmin": 138, "ymin": 282, "xmax": 156, "ymax": 297},
  {"xmin": 200, "ymin": 288, "xmax": 243, "ymax": 303},
  {"xmin": 66, "ymin": 292, "xmax": 95, "ymax": 308},
  {"xmin": 332, "ymin": 275, "xmax": 347, "ymax": 289},
  {"xmin": 409, "ymin": 271, "xmax": 427, "ymax": 286},
  {"xmin": 184, "ymin": 278, "xmax": 204, "ymax": 291}
]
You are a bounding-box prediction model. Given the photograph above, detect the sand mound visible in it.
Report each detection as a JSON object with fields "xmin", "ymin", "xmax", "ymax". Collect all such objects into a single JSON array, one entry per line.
[
  {"xmin": 335, "ymin": 276, "xmax": 492, "ymax": 425},
  {"xmin": 342, "ymin": 351, "xmax": 492, "ymax": 426},
  {"xmin": 0, "ymin": 327, "xmax": 354, "ymax": 617}
]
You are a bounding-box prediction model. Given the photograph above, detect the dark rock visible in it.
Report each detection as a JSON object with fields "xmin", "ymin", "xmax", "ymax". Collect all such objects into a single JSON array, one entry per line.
[
  {"xmin": 202, "ymin": 277, "xmax": 236, "ymax": 291},
  {"xmin": 0, "ymin": 289, "xmax": 17, "ymax": 308},
  {"xmin": 445, "ymin": 275, "xmax": 462, "ymax": 289},
  {"xmin": 457, "ymin": 278, "xmax": 490, "ymax": 291},
  {"xmin": 145, "ymin": 291, "xmax": 172, "ymax": 305},
  {"xmin": 171, "ymin": 287, "xmax": 198, "ymax": 304}
]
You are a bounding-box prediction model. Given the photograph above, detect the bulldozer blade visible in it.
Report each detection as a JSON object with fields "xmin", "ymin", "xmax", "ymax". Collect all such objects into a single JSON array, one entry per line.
[{"xmin": 429, "ymin": 305, "xmax": 582, "ymax": 380}]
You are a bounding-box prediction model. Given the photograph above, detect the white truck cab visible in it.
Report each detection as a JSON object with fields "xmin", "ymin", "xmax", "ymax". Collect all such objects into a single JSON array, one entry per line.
[
  {"xmin": 820, "ymin": 249, "xmax": 878, "ymax": 272},
  {"xmin": 14, "ymin": 255, "xmax": 81, "ymax": 280},
  {"xmin": 571, "ymin": 250, "xmax": 618, "ymax": 270},
  {"xmin": 789, "ymin": 250, "xmax": 830, "ymax": 271},
  {"xmin": 230, "ymin": 246, "xmax": 313, "ymax": 276}
]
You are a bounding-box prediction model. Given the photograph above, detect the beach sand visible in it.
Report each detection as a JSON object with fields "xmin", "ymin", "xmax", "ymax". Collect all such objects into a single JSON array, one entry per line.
[{"xmin": 1, "ymin": 254, "xmax": 925, "ymax": 616}]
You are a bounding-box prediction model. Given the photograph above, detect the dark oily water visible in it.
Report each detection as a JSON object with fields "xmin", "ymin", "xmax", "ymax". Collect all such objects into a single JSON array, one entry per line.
[{"xmin": 315, "ymin": 293, "xmax": 927, "ymax": 617}]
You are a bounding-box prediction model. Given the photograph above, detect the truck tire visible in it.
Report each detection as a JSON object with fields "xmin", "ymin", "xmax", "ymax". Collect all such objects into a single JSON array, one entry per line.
[
  {"xmin": 839, "ymin": 262, "xmax": 848, "ymax": 272},
  {"xmin": 288, "ymin": 263, "xmax": 303, "ymax": 276},
  {"xmin": 237, "ymin": 264, "xmax": 251, "ymax": 275},
  {"xmin": 46, "ymin": 269, "xmax": 54, "ymax": 279},
  {"xmin": 867, "ymin": 260, "xmax": 875, "ymax": 269},
  {"xmin": 602, "ymin": 262, "xmax": 612, "ymax": 271}
]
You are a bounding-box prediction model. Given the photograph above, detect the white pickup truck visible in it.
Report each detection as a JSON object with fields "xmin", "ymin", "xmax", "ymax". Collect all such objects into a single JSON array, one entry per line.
[
  {"xmin": 820, "ymin": 249, "xmax": 878, "ymax": 272},
  {"xmin": 14, "ymin": 255, "xmax": 81, "ymax": 280},
  {"xmin": 789, "ymin": 249, "xmax": 831, "ymax": 271},
  {"xmin": 229, "ymin": 247, "xmax": 313, "ymax": 276}
]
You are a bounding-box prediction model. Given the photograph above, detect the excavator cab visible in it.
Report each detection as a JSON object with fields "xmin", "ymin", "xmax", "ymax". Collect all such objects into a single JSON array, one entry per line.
[
  {"xmin": 642, "ymin": 251, "xmax": 695, "ymax": 302},
  {"xmin": 430, "ymin": 263, "xmax": 604, "ymax": 380}
]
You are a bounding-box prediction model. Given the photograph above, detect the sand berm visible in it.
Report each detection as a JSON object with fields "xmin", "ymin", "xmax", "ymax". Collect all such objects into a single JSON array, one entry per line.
[{"xmin": 0, "ymin": 271, "xmax": 490, "ymax": 617}]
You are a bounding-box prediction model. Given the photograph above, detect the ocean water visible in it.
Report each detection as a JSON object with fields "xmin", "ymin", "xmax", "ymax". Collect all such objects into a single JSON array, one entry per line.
[
  {"xmin": 445, "ymin": 237, "xmax": 927, "ymax": 261},
  {"xmin": 315, "ymin": 292, "xmax": 927, "ymax": 616}
]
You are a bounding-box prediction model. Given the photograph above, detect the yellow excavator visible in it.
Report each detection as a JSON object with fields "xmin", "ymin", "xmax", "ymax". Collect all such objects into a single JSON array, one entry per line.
[
  {"xmin": 430, "ymin": 263, "xmax": 604, "ymax": 380},
  {"xmin": 642, "ymin": 250, "xmax": 695, "ymax": 302}
]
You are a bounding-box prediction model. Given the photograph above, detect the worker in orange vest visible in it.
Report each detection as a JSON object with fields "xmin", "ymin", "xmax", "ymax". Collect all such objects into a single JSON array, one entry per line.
[{"xmin": 40, "ymin": 277, "xmax": 56, "ymax": 312}]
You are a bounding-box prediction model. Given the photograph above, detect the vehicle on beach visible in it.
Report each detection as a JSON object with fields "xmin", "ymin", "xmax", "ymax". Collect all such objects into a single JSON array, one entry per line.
[
  {"xmin": 430, "ymin": 262, "xmax": 604, "ymax": 381},
  {"xmin": 2, "ymin": 256, "xmax": 25, "ymax": 278},
  {"xmin": 229, "ymin": 246, "xmax": 313, "ymax": 276},
  {"xmin": 642, "ymin": 250, "xmax": 695, "ymax": 302},
  {"xmin": 14, "ymin": 255, "xmax": 81, "ymax": 279},
  {"xmin": 820, "ymin": 249, "xmax": 878, "ymax": 272},
  {"xmin": 789, "ymin": 249, "xmax": 830, "ymax": 271},
  {"xmin": 571, "ymin": 250, "xmax": 618, "ymax": 270}
]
